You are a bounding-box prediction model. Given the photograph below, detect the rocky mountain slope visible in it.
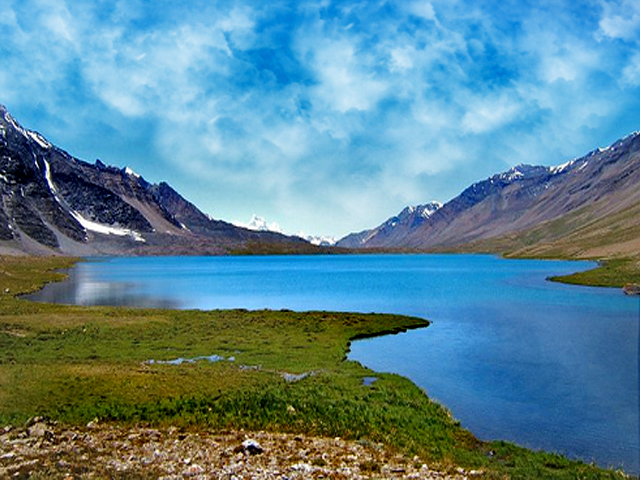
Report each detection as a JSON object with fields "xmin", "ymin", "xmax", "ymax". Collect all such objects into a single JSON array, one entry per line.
[
  {"xmin": 338, "ymin": 202, "xmax": 442, "ymax": 249},
  {"xmin": 337, "ymin": 132, "xmax": 640, "ymax": 259},
  {"xmin": 0, "ymin": 104, "xmax": 316, "ymax": 256}
]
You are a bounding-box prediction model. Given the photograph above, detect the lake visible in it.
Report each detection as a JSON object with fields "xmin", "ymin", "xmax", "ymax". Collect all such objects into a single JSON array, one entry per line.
[{"xmin": 28, "ymin": 254, "xmax": 639, "ymax": 474}]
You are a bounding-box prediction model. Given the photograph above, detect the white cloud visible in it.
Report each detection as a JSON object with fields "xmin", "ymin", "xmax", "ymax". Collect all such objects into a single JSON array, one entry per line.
[
  {"xmin": 389, "ymin": 46, "xmax": 416, "ymax": 71},
  {"xmin": 520, "ymin": 19, "xmax": 602, "ymax": 84},
  {"xmin": 215, "ymin": 6, "xmax": 257, "ymax": 50},
  {"xmin": 81, "ymin": 23, "xmax": 233, "ymax": 117},
  {"xmin": 622, "ymin": 52, "xmax": 640, "ymax": 85},
  {"xmin": 407, "ymin": 1, "xmax": 437, "ymax": 21},
  {"xmin": 598, "ymin": 0, "xmax": 640, "ymax": 41},
  {"xmin": 43, "ymin": 11, "xmax": 74, "ymax": 42},
  {"xmin": 3, "ymin": 0, "xmax": 640, "ymax": 237},
  {"xmin": 462, "ymin": 95, "xmax": 522, "ymax": 134},
  {"xmin": 304, "ymin": 38, "xmax": 389, "ymax": 113}
]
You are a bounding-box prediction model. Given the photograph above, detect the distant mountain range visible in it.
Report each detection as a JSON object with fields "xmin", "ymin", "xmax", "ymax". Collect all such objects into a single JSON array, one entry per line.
[
  {"xmin": 337, "ymin": 133, "xmax": 640, "ymax": 260},
  {"xmin": 234, "ymin": 215, "xmax": 337, "ymax": 247},
  {"xmin": 3, "ymin": 102, "xmax": 638, "ymax": 260},
  {"xmin": 0, "ymin": 104, "xmax": 320, "ymax": 256}
]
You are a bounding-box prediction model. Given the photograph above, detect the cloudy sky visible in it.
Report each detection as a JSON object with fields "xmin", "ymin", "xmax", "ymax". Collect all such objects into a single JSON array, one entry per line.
[{"xmin": 1, "ymin": 0, "xmax": 640, "ymax": 238}]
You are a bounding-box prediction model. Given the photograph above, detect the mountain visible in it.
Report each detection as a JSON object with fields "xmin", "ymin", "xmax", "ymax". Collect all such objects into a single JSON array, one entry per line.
[
  {"xmin": 337, "ymin": 132, "xmax": 640, "ymax": 260},
  {"xmin": 0, "ymin": 104, "xmax": 318, "ymax": 256},
  {"xmin": 233, "ymin": 215, "xmax": 337, "ymax": 247},
  {"xmin": 337, "ymin": 202, "xmax": 442, "ymax": 249},
  {"xmin": 303, "ymin": 234, "xmax": 337, "ymax": 247},
  {"xmin": 234, "ymin": 215, "xmax": 285, "ymax": 234}
]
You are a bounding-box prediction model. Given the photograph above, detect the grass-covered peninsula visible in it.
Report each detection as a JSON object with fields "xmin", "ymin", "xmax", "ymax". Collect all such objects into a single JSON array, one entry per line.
[
  {"xmin": 0, "ymin": 256, "xmax": 628, "ymax": 478},
  {"xmin": 546, "ymin": 257, "xmax": 640, "ymax": 288}
]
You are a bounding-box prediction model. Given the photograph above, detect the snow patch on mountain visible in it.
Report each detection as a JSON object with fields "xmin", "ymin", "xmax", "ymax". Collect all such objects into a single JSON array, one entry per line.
[
  {"xmin": 395, "ymin": 202, "xmax": 442, "ymax": 222},
  {"xmin": 43, "ymin": 160, "xmax": 59, "ymax": 195},
  {"xmin": 415, "ymin": 202, "xmax": 442, "ymax": 218},
  {"xmin": 27, "ymin": 131, "xmax": 51, "ymax": 150},
  {"xmin": 498, "ymin": 165, "xmax": 526, "ymax": 182},
  {"xmin": 43, "ymin": 159, "xmax": 145, "ymax": 243},
  {"xmin": 124, "ymin": 166, "xmax": 141, "ymax": 179},
  {"xmin": 299, "ymin": 233, "xmax": 336, "ymax": 246},
  {"xmin": 550, "ymin": 160, "xmax": 576, "ymax": 175},
  {"xmin": 70, "ymin": 211, "xmax": 146, "ymax": 242},
  {"xmin": 619, "ymin": 131, "xmax": 640, "ymax": 143},
  {"xmin": 2, "ymin": 109, "xmax": 51, "ymax": 150}
]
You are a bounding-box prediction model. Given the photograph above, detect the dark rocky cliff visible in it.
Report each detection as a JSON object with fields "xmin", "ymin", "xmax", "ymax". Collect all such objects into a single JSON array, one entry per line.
[{"xmin": 0, "ymin": 104, "xmax": 315, "ymax": 256}]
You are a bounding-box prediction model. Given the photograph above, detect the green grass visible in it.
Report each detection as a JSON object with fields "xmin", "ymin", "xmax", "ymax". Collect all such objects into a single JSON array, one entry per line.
[
  {"xmin": 549, "ymin": 257, "xmax": 640, "ymax": 288},
  {"xmin": 0, "ymin": 256, "xmax": 628, "ymax": 478}
]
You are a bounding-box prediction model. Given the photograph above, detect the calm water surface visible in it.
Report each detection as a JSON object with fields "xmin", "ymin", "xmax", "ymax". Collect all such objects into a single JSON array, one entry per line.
[{"xmin": 29, "ymin": 254, "xmax": 639, "ymax": 473}]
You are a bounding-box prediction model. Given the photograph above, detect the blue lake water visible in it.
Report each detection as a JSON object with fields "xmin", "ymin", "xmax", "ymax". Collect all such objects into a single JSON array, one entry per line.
[{"xmin": 28, "ymin": 254, "xmax": 639, "ymax": 473}]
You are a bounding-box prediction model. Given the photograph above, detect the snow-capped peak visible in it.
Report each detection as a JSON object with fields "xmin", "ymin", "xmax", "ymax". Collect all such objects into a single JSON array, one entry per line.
[
  {"xmin": 499, "ymin": 165, "xmax": 526, "ymax": 182},
  {"xmin": 620, "ymin": 130, "xmax": 640, "ymax": 142},
  {"xmin": 234, "ymin": 215, "xmax": 336, "ymax": 246},
  {"xmin": 2, "ymin": 108, "xmax": 52, "ymax": 150},
  {"xmin": 124, "ymin": 166, "xmax": 141, "ymax": 179},
  {"xmin": 550, "ymin": 159, "xmax": 576, "ymax": 175},
  {"xmin": 418, "ymin": 201, "xmax": 442, "ymax": 218},
  {"xmin": 300, "ymin": 233, "xmax": 337, "ymax": 246},
  {"xmin": 235, "ymin": 215, "xmax": 284, "ymax": 233},
  {"xmin": 400, "ymin": 201, "xmax": 441, "ymax": 218}
]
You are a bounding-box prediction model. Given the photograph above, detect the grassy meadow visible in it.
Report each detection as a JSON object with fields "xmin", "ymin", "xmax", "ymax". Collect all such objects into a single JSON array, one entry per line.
[
  {"xmin": 0, "ymin": 255, "xmax": 628, "ymax": 478},
  {"xmin": 547, "ymin": 257, "xmax": 640, "ymax": 287}
]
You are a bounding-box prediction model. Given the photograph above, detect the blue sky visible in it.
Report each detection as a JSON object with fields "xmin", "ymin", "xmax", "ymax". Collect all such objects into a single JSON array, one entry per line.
[{"xmin": 2, "ymin": 0, "xmax": 640, "ymax": 237}]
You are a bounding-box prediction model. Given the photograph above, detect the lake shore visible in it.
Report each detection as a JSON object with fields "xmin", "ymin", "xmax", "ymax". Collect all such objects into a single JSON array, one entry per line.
[{"xmin": 0, "ymin": 255, "xmax": 630, "ymax": 478}]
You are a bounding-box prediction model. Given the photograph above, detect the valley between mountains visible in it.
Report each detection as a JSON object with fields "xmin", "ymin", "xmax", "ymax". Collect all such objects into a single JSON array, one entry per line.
[{"xmin": 1, "ymin": 103, "xmax": 639, "ymax": 286}]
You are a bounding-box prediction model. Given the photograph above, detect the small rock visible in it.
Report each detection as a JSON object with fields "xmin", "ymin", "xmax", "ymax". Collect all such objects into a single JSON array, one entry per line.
[
  {"xmin": 86, "ymin": 419, "xmax": 99, "ymax": 429},
  {"xmin": 291, "ymin": 462, "xmax": 314, "ymax": 473},
  {"xmin": 241, "ymin": 439, "xmax": 264, "ymax": 455},
  {"xmin": 25, "ymin": 416, "xmax": 43, "ymax": 427},
  {"xmin": 183, "ymin": 463, "xmax": 204, "ymax": 476},
  {"xmin": 28, "ymin": 422, "xmax": 53, "ymax": 440}
]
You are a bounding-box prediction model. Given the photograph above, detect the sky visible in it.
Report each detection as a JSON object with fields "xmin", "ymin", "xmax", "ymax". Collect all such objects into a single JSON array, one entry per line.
[{"xmin": 1, "ymin": 0, "xmax": 640, "ymax": 238}]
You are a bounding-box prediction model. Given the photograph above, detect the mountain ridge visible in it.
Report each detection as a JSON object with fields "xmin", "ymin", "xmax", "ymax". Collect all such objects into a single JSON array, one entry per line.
[
  {"xmin": 0, "ymin": 104, "xmax": 319, "ymax": 256},
  {"xmin": 337, "ymin": 132, "xmax": 640, "ymax": 260}
]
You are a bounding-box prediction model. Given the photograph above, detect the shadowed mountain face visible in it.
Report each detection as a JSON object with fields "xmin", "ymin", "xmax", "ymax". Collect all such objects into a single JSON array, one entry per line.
[
  {"xmin": 0, "ymin": 104, "xmax": 314, "ymax": 256},
  {"xmin": 337, "ymin": 133, "xmax": 640, "ymax": 259}
]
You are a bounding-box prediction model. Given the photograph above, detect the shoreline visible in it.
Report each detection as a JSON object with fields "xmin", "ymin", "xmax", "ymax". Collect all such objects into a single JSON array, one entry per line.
[
  {"xmin": 0, "ymin": 255, "xmax": 632, "ymax": 478},
  {"xmin": 3, "ymin": 243, "xmax": 637, "ymax": 290}
]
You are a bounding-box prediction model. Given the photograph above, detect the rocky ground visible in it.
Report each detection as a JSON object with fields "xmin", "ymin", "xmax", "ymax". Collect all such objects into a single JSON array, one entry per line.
[{"xmin": 0, "ymin": 419, "xmax": 484, "ymax": 479}]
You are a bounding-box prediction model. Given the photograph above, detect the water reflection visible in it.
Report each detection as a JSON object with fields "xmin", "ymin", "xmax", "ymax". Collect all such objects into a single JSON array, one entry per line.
[
  {"xmin": 22, "ymin": 254, "xmax": 639, "ymax": 474},
  {"xmin": 26, "ymin": 265, "xmax": 179, "ymax": 309},
  {"xmin": 147, "ymin": 355, "xmax": 233, "ymax": 365}
]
